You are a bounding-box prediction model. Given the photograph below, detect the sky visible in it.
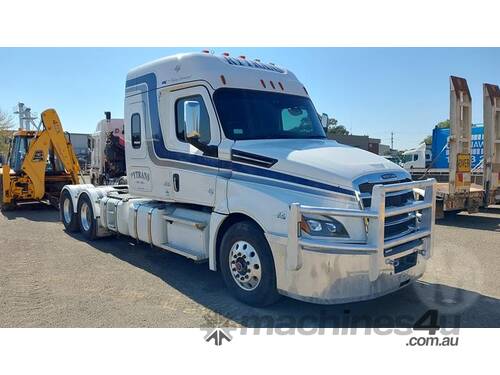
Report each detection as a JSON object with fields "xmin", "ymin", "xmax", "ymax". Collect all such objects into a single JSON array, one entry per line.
[{"xmin": 0, "ymin": 47, "xmax": 499, "ymax": 150}]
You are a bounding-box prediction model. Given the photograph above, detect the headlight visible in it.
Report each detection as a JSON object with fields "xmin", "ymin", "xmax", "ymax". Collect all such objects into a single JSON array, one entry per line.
[{"xmin": 300, "ymin": 215, "xmax": 349, "ymax": 238}]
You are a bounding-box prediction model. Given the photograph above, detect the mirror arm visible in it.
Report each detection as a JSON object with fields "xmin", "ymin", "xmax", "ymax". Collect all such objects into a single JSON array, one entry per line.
[{"xmin": 187, "ymin": 137, "xmax": 218, "ymax": 157}]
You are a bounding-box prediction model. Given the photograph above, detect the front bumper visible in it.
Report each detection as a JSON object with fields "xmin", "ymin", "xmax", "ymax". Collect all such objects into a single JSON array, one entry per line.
[{"xmin": 271, "ymin": 178, "xmax": 436, "ymax": 304}]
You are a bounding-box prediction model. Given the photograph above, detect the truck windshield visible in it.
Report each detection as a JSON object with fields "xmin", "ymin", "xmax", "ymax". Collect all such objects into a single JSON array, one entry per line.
[
  {"xmin": 401, "ymin": 154, "xmax": 413, "ymax": 163},
  {"xmin": 213, "ymin": 88, "xmax": 326, "ymax": 140}
]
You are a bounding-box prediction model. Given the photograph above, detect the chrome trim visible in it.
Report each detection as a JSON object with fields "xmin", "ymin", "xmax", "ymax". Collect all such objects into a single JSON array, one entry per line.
[
  {"xmin": 385, "ymin": 201, "xmax": 432, "ymax": 217},
  {"xmin": 147, "ymin": 207, "xmax": 154, "ymax": 246},
  {"xmin": 299, "ymin": 205, "xmax": 378, "ymax": 218},
  {"xmin": 385, "ymin": 213, "xmax": 416, "ymax": 226},
  {"xmin": 286, "ymin": 178, "xmax": 437, "ymax": 282},
  {"xmin": 359, "ymin": 189, "xmax": 413, "ymax": 200}
]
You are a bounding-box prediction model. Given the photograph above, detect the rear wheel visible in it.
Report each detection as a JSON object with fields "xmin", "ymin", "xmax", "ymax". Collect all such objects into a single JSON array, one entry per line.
[
  {"xmin": 60, "ymin": 190, "xmax": 79, "ymax": 232},
  {"xmin": 77, "ymin": 194, "xmax": 97, "ymax": 240},
  {"xmin": 219, "ymin": 220, "xmax": 280, "ymax": 307}
]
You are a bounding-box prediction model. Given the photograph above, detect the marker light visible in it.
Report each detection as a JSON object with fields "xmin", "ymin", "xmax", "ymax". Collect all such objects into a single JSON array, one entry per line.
[
  {"xmin": 202, "ymin": 50, "xmax": 210, "ymax": 53},
  {"xmin": 260, "ymin": 79, "xmax": 266, "ymax": 88},
  {"xmin": 270, "ymin": 81, "xmax": 275, "ymax": 89},
  {"xmin": 223, "ymin": 52, "xmax": 230, "ymax": 57},
  {"xmin": 220, "ymin": 75, "xmax": 227, "ymax": 85},
  {"xmin": 278, "ymin": 82, "xmax": 284, "ymax": 90},
  {"xmin": 239, "ymin": 55, "xmax": 246, "ymax": 59}
]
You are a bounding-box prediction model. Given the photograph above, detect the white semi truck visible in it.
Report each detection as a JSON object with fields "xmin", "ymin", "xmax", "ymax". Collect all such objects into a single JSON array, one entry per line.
[
  {"xmin": 401, "ymin": 143, "xmax": 431, "ymax": 170},
  {"xmin": 59, "ymin": 52, "xmax": 436, "ymax": 306},
  {"xmin": 89, "ymin": 112, "xmax": 126, "ymax": 185}
]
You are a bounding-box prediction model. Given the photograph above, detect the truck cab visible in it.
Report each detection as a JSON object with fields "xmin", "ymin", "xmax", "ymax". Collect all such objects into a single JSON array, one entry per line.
[
  {"xmin": 89, "ymin": 115, "xmax": 125, "ymax": 185},
  {"xmin": 401, "ymin": 143, "xmax": 431, "ymax": 170},
  {"xmin": 60, "ymin": 52, "xmax": 436, "ymax": 306}
]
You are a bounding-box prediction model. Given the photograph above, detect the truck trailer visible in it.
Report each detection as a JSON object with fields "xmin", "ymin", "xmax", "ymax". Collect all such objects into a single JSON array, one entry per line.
[
  {"xmin": 59, "ymin": 52, "xmax": 436, "ymax": 306},
  {"xmin": 408, "ymin": 77, "xmax": 500, "ymax": 216}
]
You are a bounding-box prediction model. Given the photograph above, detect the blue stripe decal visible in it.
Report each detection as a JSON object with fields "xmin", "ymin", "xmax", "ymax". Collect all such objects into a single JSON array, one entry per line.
[
  {"xmin": 125, "ymin": 73, "xmax": 355, "ymax": 197},
  {"xmin": 230, "ymin": 163, "xmax": 354, "ymax": 195}
]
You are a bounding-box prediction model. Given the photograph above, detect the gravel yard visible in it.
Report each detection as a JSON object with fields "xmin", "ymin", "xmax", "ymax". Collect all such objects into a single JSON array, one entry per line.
[{"xmin": 1, "ymin": 203, "xmax": 499, "ymax": 328}]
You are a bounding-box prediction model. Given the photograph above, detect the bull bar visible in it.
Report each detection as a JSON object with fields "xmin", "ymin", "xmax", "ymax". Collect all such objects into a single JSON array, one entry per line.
[{"xmin": 286, "ymin": 178, "xmax": 436, "ymax": 282}]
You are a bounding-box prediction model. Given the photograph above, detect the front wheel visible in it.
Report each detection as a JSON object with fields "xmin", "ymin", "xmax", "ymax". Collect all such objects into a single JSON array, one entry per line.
[
  {"xmin": 77, "ymin": 194, "xmax": 97, "ymax": 240},
  {"xmin": 219, "ymin": 220, "xmax": 280, "ymax": 307}
]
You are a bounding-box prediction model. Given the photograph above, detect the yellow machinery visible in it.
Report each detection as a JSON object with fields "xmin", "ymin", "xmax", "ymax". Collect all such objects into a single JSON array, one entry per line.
[{"xmin": 0, "ymin": 109, "xmax": 81, "ymax": 210}]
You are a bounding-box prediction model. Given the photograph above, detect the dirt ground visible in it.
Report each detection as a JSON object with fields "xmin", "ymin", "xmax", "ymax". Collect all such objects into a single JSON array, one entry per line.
[{"xmin": 1, "ymin": 203, "xmax": 499, "ymax": 328}]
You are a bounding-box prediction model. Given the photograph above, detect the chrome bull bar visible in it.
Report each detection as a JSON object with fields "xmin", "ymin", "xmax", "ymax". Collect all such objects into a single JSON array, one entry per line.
[{"xmin": 286, "ymin": 178, "xmax": 436, "ymax": 282}]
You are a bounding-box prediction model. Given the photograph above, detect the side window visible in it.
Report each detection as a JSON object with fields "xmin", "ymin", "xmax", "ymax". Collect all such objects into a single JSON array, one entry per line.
[
  {"xmin": 414, "ymin": 154, "xmax": 419, "ymax": 161},
  {"xmin": 175, "ymin": 95, "xmax": 211, "ymax": 144},
  {"xmin": 131, "ymin": 113, "xmax": 141, "ymax": 149}
]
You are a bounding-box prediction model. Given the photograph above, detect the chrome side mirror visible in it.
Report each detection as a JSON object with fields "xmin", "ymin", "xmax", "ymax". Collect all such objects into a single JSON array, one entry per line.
[
  {"xmin": 320, "ymin": 113, "xmax": 329, "ymax": 130},
  {"xmin": 184, "ymin": 101, "xmax": 201, "ymax": 140}
]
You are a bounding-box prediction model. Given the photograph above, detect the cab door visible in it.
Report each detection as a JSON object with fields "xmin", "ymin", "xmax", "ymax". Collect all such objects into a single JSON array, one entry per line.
[
  {"xmin": 163, "ymin": 85, "xmax": 221, "ymax": 207},
  {"xmin": 125, "ymin": 100, "xmax": 147, "ymax": 160},
  {"xmin": 125, "ymin": 99, "xmax": 153, "ymax": 193}
]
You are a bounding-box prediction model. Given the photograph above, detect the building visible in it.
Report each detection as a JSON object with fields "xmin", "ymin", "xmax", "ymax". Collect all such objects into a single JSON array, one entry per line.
[
  {"xmin": 68, "ymin": 133, "xmax": 91, "ymax": 169},
  {"xmin": 327, "ymin": 134, "xmax": 381, "ymax": 154},
  {"xmin": 378, "ymin": 143, "xmax": 391, "ymax": 155}
]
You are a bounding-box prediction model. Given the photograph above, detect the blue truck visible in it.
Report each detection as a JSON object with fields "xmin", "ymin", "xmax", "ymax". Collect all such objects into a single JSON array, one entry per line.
[{"xmin": 431, "ymin": 124, "xmax": 484, "ymax": 169}]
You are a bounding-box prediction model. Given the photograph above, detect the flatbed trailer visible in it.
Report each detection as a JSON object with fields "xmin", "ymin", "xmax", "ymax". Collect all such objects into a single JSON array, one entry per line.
[
  {"xmin": 435, "ymin": 182, "xmax": 484, "ymax": 217},
  {"xmin": 410, "ymin": 79, "xmax": 500, "ymax": 216},
  {"xmin": 409, "ymin": 169, "xmax": 485, "ymax": 218}
]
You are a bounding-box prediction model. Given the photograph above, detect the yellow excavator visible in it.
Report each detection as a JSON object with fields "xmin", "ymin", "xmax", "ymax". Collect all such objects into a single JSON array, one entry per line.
[{"xmin": 0, "ymin": 109, "xmax": 81, "ymax": 210}]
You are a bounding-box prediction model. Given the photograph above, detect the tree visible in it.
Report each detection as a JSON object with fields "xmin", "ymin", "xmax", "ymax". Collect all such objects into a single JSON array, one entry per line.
[
  {"xmin": 327, "ymin": 117, "xmax": 338, "ymax": 128},
  {"xmin": 328, "ymin": 124, "xmax": 350, "ymax": 135},
  {"xmin": 326, "ymin": 117, "xmax": 350, "ymax": 135},
  {"xmin": 422, "ymin": 134, "xmax": 432, "ymax": 145},
  {"xmin": 317, "ymin": 113, "xmax": 350, "ymax": 136},
  {"xmin": 435, "ymin": 119, "xmax": 450, "ymax": 129},
  {"xmin": 0, "ymin": 109, "xmax": 14, "ymax": 158},
  {"xmin": 422, "ymin": 119, "xmax": 450, "ymax": 146}
]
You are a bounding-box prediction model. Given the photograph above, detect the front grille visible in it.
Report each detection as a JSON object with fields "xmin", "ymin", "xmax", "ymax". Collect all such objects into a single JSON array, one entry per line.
[{"xmin": 358, "ymin": 178, "xmax": 417, "ymax": 240}]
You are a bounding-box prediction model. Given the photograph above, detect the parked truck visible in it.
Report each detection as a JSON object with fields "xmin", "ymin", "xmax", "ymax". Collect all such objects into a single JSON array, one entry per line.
[
  {"xmin": 89, "ymin": 112, "xmax": 126, "ymax": 185},
  {"xmin": 59, "ymin": 52, "xmax": 436, "ymax": 306},
  {"xmin": 401, "ymin": 143, "xmax": 432, "ymax": 170}
]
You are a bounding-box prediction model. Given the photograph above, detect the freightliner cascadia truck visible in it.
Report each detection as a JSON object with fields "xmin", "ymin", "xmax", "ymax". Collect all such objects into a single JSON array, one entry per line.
[{"xmin": 59, "ymin": 52, "xmax": 436, "ymax": 306}]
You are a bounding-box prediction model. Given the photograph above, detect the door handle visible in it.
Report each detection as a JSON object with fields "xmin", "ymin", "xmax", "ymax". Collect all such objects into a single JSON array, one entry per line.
[{"xmin": 173, "ymin": 173, "xmax": 180, "ymax": 192}]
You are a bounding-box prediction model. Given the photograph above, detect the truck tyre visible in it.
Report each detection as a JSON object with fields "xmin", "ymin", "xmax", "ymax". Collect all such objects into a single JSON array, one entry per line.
[
  {"xmin": 219, "ymin": 220, "xmax": 281, "ymax": 307},
  {"xmin": 77, "ymin": 194, "xmax": 97, "ymax": 240},
  {"xmin": 60, "ymin": 190, "xmax": 79, "ymax": 232}
]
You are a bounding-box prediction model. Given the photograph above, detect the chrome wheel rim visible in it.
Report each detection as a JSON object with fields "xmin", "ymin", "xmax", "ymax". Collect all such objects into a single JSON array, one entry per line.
[
  {"xmin": 63, "ymin": 198, "xmax": 72, "ymax": 224},
  {"xmin": 80, "ymin": 201, "xmax": 91, "ymax": 232},
  {"xmin": 228, "ymin": 240, "xmax": 262, "ymax": 291}
]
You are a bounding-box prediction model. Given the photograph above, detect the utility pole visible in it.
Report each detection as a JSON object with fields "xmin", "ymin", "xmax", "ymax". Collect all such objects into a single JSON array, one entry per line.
[{"xmin": 390, "ymin": 132, "xmax": 394, "ymax": 149}]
